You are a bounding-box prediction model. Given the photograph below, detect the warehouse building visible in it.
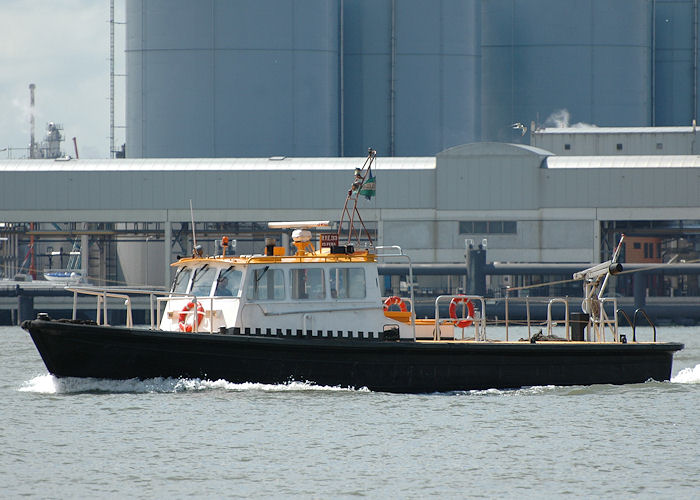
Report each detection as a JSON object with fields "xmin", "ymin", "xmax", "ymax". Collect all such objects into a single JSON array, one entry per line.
[
  {"xmin": 1, "ymin": 142, "xmax": 698, "ymax": 297},
  {"xmin": 531, "ymin": 125, "xmax": 700, "ymax": 156}
]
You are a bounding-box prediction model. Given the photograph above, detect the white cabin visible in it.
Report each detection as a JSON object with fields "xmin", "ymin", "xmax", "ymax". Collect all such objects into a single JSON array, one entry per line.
[{"xmin": 160, "ymin": 248, "xmax": 418, "ymax": 340}]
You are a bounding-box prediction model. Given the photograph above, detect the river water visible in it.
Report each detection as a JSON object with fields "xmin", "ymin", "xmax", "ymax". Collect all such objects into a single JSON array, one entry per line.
[{"xmin": 2, "ymin": 325, "xmax": 699, "ymax": 498}]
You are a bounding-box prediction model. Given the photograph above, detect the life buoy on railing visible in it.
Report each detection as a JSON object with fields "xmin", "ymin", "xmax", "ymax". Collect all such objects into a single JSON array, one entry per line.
[
  {"xmin": 383, "ymin": 296, "xmax": 407, "ymax": 312},
  {"xmin": 449, "ymin": 296, "xmax": 475, "ymax": 328},
  {"xmin": 178, "ymin": 301, "xmax": 205, "ymax": 332}
]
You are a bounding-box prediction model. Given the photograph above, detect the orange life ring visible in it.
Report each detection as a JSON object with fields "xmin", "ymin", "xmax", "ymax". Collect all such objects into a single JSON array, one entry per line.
[
  {"xmin": 178, "ymin": 301, "xmax": 205, "ymax": 332},
  {"xmin": 449, "ymin": 296, "xmax": 474, "ymax": 328},
  {"xmin": 383, "ymin": 296, "xmax": 407, "ymax": 312}
]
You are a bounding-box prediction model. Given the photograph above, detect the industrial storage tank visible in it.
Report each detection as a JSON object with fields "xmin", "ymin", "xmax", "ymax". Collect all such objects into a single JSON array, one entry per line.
[
  {"xmin": 481, "ymin": 0, "xmax": 652, "ymax": 142},
  {"xmin": 342, "ymin": 0, "xmax": 481, "ymax": 157},
  {"xmin": 126, "ymin": 0, "xmax": 340, "ymax": 158},
  {"xmin": 653, "ymin": 0, "xmax": 697, "ymax": 126}
]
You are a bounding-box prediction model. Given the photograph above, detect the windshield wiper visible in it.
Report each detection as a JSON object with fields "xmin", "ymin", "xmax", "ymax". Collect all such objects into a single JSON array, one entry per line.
[{"xmin": 255, "ymin": 266, "xmax": 270, "ymax": 283}]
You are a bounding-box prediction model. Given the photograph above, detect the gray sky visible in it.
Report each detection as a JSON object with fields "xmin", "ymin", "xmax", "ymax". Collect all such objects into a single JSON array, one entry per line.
[{"xmin": 0, "ymin": 0, "xmax": 125, "ymax": 159}]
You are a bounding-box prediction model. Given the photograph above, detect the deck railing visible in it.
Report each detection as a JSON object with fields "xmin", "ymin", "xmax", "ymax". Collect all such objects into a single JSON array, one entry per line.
[
  {"xmin": 66, "ymin": 284, "xmax": 631, "ymax": 344},
  {"xmin": 67, "ymin": 286, "xmax": 170, "ymax": 329},
  {"xmin": 376, "ymin": 245, "xmax": 416, "ymax": 339},
  {"xmin": 434, "ymin": 295, "xmax": 487, "ymax": 341}
]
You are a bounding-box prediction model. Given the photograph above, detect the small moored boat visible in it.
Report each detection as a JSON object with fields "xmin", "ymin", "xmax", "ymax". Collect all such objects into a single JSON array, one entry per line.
[{"xmin": 22, "ymin": 152, "xmax": 683, "ymax": 393}]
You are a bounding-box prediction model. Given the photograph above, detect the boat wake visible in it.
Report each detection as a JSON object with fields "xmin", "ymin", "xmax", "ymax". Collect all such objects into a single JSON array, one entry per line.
[
  {"xmin": 671, "ymin": 364, "xmax": 700, "ymax": 384},
  {"xmin": 457, "ymin": 385, "xmax": 559, "ymax": 397},
  {"xmin": 20, "ymin": 366, "xmax": 699, "ymax": 395},
  {"xmin": 19, "ymin": 374, "xmax": 368, "ymax": 395}
]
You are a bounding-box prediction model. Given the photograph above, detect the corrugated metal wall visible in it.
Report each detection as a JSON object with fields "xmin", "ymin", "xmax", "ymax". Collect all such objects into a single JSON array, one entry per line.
[
  {"xmin": 531, "ymin": 128, "xmax": 700, "ymax": 155},
  {"xmin": 0, "ymin": 158, "xmax": 435, "ymax": 212},
  {"xmin": 435, "ymin": 142, "xmax": 700, "ymax": 211},
  {"xmin": 2, "ymin": 150, "xmax": 699, "ymax": 265},
  {"xmin": 5, "ymin": 149, "xmax": 698, "ymax": 215}
]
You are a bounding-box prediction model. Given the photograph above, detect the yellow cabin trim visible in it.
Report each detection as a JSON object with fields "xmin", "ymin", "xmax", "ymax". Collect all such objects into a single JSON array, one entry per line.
[{"xmin": 171, "ymin": 251, "xmax": 376, "ymax": 267}]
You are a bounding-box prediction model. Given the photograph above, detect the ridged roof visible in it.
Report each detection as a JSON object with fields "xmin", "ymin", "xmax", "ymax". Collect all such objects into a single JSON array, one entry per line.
[
  {"xmin": 0, "ymin": 157, "xmax": 435, "ymax": 172},
  {"xmin": 546, "ymin": 155, "xmax": 700, "ymax": 169}
]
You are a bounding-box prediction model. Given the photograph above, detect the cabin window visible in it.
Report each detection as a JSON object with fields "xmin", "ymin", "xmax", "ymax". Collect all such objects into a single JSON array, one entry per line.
[
  {"xmin": 246, "ymin": 267, "xmax": 285, "ymax": 300},
  {"xmin": 290, "ymin": 268, "xmax": 325, "ymax": 300},
  {"xmin": 215, "ymin": 267, "xmax": 242, "ymax": 297},
  {"xmin": 171, "ymin": 268, "xmax": 192, "ymax": 294},
  {"xmin": 190, "ymin": 266, "xmax": 218, "ymax": 297},
  {"xmin": 329, "ymin": 268, "xmax": 366, "ymax": 299}
]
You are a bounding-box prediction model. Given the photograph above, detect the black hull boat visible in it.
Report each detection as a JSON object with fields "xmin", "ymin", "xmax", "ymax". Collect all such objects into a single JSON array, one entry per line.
[
  {"xmin": 23, "ymin": 319, "xmax": 683, "ymax": 393},
  {"xmin": 20, "ymin": 154, "xmax": 685, "ymax": 393}
]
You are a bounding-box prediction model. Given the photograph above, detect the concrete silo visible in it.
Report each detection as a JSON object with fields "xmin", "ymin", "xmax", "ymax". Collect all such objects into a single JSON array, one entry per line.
[
  {"xmin": 481, "ymin": 0, "xmax": 652, "ymax": 142},
  {"xmin": 126, "ymin": 0, "xmax": 340, "ymax": 158},
  {"xmin": 342, "ymin": 0, "xmax": 481, "ymax": 157}
]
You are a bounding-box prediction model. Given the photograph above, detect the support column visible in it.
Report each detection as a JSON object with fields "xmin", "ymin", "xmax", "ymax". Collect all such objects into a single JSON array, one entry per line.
[
  {"xmin": 633, "ymin": 272, "xmax": 646, "ymax": 310},
  {"xmin": 592, "ymin": 218, "xmax": 601, "ymax": 263},
  {"xmin": 81, "ymin": 231, "xmax": 89, "ymax": 280},
  {"xmin": 164, "ymin": 221, "xmax": 172, "ymax": 287},
  {"xmin": 17, "ymin": 287, "xmax": 34, "ymax": 324},
  {"xmin": 467, "ymin": 245, "xmax": 487, "ymax": 296}
]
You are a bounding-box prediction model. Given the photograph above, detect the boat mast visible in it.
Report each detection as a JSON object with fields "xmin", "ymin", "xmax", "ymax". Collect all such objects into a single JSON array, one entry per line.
[
  {"xmin": 189, "ymin": 199, "xmax": 201, "ymax": 257},
  {"xmin": 337, "ymin": 148, "xmax": 376, "ymax": 247}
]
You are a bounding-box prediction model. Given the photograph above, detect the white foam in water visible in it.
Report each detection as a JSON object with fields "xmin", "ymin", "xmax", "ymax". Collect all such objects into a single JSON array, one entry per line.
[
  {"xmin": 671, "ymin": 364, "xmax": 700, "ymax": 384},
  {"xmin": 19, "ymin": 374, "xmax": 365, "ymax": 394},
  {"xmin": 465, "ymin": 385, "xmax": 558, "ymax": 396},
  {"xmin": 19, "ymin": 374, "xmax": 60, "ymax": 394}
]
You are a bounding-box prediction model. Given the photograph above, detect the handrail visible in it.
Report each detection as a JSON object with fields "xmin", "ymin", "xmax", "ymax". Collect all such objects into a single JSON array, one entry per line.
[
  {"xmin": 546, "ymin": 298, "xmax": 570, "ymax": 340},
  {"xmin": 68, "ymin": 285, "xmax": 171, "ymax": 330},
  {"xmin": 633, "ymin": 308, "xmax": 657, "ymax": 342},
  {"xmin": 157, "ymin": 294, "xmax": 219, "ymax": 333},
  {"xmin": 616, "ymin": 307, "xmax": 657, "ymax": 342},
  {"xmin": 617, "ymin": 308, "xmax": 633, "ymax": 328},
  {"xmin": 68, "ymin": 287, "xmax": 133, "ymax": 328},
  {"xmin": 375, "ymin": 246, "xmax": 415, "ymax": 339},
  {"xmin": 526, "ymin": 296, "xmax": 531, "ymax": 340},
  {"xmin": 374, "ymin": 245, "xmax": 404, "ymax": 257},
  {"xmin": 434, "ymin": 295, "xmax": 487, "ymax": 341},
  {"xmin": 156, "ymin": 291, "xmax": 200, "ymax": 330},
  {"xmin": 240, "ymin": 252, "xmax": 375, "ymax": 264},
  {"xmin": 504, "ymin": 295, "xmax": 575, "ymax": 341}
]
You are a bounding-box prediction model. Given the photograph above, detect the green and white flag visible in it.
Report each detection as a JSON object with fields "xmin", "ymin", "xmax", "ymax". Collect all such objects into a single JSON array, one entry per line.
[{"xmin": 359, "ymin": 166, "xmax": 376, "ymax": 200}]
